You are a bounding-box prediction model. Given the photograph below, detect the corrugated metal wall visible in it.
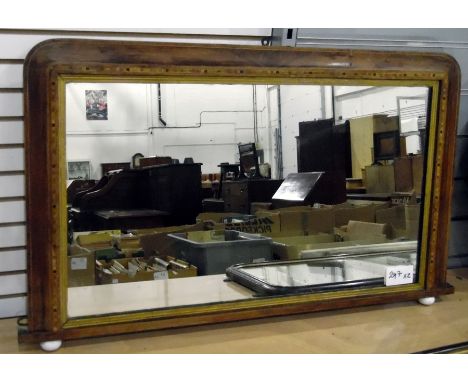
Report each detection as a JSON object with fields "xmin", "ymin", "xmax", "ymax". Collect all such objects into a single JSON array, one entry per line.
[
  {"xmin": 0, "ymin": 28, "xmax": 269, "ymax": 318},
  {"xmin": 292, "ymin": 28, "xmax": 468, "ymax": 268}
]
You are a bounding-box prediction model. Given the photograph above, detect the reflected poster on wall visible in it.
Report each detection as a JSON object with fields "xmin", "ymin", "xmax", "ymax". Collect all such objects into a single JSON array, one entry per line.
[
  {"xmin": 86, "ymin": 90, "xmax": 108, "ymax": 120},
  {"xmin": 68, "ymin": 161, "xmax": 91, "ymax": 180}
]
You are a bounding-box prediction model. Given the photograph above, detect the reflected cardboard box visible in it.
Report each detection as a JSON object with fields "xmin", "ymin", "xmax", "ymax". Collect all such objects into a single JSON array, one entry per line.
[
  {"xmin": 411, "ymin": 155, "xmax": 424, "ymax": 193},
  {"xmin": 365, "ymin": 155, "xmax": 424, "ymax": 195},
  {"xmin": 68, "ymin": 244, "xmax": 95, "ymax": 287},
  {"xmin": 75, "ymin": 231, "xmax": 119, "ymax": 262},
  {"xmin": 162, "ymin": 256, "xmax": 198, "ymax": 279},
  {"xmin": 253, "ymin": 207, "xmax": 327, "ymax": 236},
  {"xmin": 376, "ymin": 205, "xmax": 406, "ymax": 238},
  {"xmin": 270, "ymin": 220, "xmax": 391, "ymax": 261},
  {"xmin": 215, "ymin": 214, "xmax": 281, "ymax": 235},
  {"xmin": 271, "ymin": 233, "xmax": 336, "ymax": 260},
  {"xmin": 272, "ymin": 207, "xmax": 335, "ymax": 235},
  {"xmin": 129, "ymin": 222, "xmax": 206, "ymax": 236},
  {"xmin": 75, "ymin": 230, "xmax": 120, "ymax": 247},
  {"xmin": 258, "ymin": 203, "xmax": 386, "ymax": 236},
  {"xmin": 391, "ymin": 192, "xmax": 418, "ymax": 205},
  {"xmin": 364, "ymin": 164, "xmax": 396, "ymax": 194},
  {"xmin": 394, "ymin": 155, "xmax": 424, "ymax": 193},
  {"xmin": 330, "ymin": 204, "xmax": 375, "ymax": 229},
  {"xmin": 96, "ymin": 258, "xmax": 154, "ymax": 284},
  {"xmin": 345, "ymin": 178, "xmax": 365, "ymax": 192},
  {"xmin": 96, "ymin": 256, "xmax": 197, "ymax": 284},
  {"xmin": 405, "ymin": 204, "xmax": 421, "ymax": 240},
  {"xmin": 74, "ymin": 232, "xmax": 121, "ymax": 261},
  {"xmin": 197, "ymin": 211, "xmax": 280, "ymax": 234},
  {"xmin": 340, "ymin": 220, "xmax": 392, "ymax": 241},
  {"xmin": 113, "ymin": 234, "xmax": 143, "ymax": 257},
  {"xmin": 318, "ymin": 202, "xmax": 390, "ymax": 227},
  {"xmin": 114, "ymin": 235, "xmax": 140, "ymax": 250},
  {"xmin": 376, "ymin": 203, "xmax": 421, "ymax": 240},
  {"xmin": 140, "ymin": 232, "xmax": 180, "ymax": 259}
]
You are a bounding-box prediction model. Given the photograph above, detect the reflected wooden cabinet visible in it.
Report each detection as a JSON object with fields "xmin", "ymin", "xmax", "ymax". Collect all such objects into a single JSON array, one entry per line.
[
  {"xmin": 21, "ymin": 39, "xmax": 460, "ymax": 349},
  {"xmin": 70, "ymin": 164, "xmax": 202, "ymax": 230},
  {"xmin": 147, "ymin": 163, "xmax": 202, "ymax": 225},
  {"xmin": 296, "ymin": 118, "xmax": 347, "ymax": 204},
  {"xmin": 349, "ymin": 115, "xmax": 401, "ymax": 179},
  {"xmin": 222, "ymin": 179, "xmax": 283, "ymax": 213}
]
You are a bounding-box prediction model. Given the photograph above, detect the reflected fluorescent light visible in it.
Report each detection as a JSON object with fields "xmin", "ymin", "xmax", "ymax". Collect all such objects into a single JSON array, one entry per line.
[{"xmin": 329, "ymin": 62, "xmax": 352, "ymax": 67}]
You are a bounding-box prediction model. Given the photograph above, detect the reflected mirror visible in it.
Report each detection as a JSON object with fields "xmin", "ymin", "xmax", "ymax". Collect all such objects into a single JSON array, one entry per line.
[
  {"xmin": 227, "ymin": 242, "xmax": 417, "ymax": 295},
  {"xmin": 65, "ymin": 82, "xmax": 430, "ymax": 318}
]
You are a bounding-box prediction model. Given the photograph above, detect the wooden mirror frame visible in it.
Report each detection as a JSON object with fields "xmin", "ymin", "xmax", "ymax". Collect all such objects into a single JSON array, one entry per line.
[{"xmin": 20, "ymin": 39, "xmax": 460, "ymax": 344}]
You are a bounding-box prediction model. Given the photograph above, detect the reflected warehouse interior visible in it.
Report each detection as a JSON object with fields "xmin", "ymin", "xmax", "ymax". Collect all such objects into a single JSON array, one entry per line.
[{"xmin": 65, "ymin": 82, "xmax": 429, "ymax": 318}]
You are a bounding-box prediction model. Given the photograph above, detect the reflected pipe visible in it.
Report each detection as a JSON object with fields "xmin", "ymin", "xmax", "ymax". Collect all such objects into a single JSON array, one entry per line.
[{"xmin": 157, "ymin": 83, "xmax": 167, "ymax": 127}]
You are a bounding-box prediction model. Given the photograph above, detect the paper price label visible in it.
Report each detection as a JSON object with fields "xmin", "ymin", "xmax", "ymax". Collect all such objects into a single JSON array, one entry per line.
[
  {"xmin": 70, "ymin": 257, "xmax": 87, "ymax": 270},
  {"xmin": 154, "ymin": 270, "xmax": 169, "ymax": 280},
  {"xmin": 385, "ymin": 265, "xmax": 414, "ymax": 286}
]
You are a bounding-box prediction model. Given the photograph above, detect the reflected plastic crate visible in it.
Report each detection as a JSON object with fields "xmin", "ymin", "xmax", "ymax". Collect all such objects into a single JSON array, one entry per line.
[{"xmin": 168, "ymin": 230, "xmax": 273, "ymax": 275}]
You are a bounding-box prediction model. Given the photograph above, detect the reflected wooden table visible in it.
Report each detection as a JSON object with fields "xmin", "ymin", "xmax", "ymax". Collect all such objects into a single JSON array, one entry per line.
[
  {"xmin": 67, "ymin": 274, "xmax": 254, "ymax": 318},
  {"xmin": 93, "ymin": 209, "xmax": 169, "ymax": 230}
]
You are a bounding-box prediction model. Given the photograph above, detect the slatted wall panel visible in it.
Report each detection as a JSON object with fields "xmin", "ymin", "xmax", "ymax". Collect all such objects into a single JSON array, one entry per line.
[
  {"xmin": 293, "ymin": 28, "xmax": 468, "ymax": 268},
  {"xmin": 0, "ymin": 28, "xmax": 269, "ymax": 318}
]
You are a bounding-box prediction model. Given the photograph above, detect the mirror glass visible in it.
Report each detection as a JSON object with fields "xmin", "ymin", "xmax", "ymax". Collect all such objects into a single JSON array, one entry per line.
[
  {"xmin": 65, "ymin": 82, "xmax": 430, "ymax": 318},
  {"xmin": 226, "ymin": 242, "xmax": 417, "ymax": 295}
]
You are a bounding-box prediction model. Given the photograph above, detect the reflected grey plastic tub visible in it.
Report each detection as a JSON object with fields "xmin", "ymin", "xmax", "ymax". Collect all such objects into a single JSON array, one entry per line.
[{"xmin": 168, "ymin": 230, "xmax": 273, "ymax": 275}]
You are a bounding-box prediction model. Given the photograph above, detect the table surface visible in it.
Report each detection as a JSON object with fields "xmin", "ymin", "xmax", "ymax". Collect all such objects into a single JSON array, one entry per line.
[
  {"xmin": 3, "ymin": 267, "xmax": 468, "ymax": 354},
  {"xmin": 67, "ymin": 274, "xmax": 254, "ymax": 318}
]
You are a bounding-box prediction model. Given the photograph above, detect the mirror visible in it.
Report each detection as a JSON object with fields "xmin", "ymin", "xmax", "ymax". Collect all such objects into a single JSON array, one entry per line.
[
  {"xmin": 22, "ymin": 39, "xmax": 460, "ymax": 345},
  {"xmin": 65, "ymin": 81, "xmax": 429, "ymax": 318}
]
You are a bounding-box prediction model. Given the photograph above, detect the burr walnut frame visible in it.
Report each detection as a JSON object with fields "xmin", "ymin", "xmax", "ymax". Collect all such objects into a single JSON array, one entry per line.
[{"xmin": 20, "ymin": 39, "xmax": 460, "ymax": 344}]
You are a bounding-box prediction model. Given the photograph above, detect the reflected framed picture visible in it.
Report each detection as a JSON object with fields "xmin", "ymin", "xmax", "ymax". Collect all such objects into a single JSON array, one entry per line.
[
  {"xmin": 67, "ymin": 161, "xmax": 91, "ymax": 180},
  {"xmin": 85, "ymin": 89, "xmax": 108, "ymax": 120}
]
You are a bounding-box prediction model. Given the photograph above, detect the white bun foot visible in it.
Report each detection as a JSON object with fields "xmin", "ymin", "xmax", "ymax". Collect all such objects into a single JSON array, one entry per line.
[
  {"xmin": 418, "ymin": 296, "xmax": 435, "ymax": 306},
  {"xmin": 40, "ymin": 340, "xmax": 62, "ymax": 352}
]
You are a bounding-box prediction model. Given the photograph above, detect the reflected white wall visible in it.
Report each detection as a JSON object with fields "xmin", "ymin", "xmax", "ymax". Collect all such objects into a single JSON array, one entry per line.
[
  {"xmin": 66, "ymin": 82, "xmax": 429, "ymax": 181},
  {"xmin": 66, "ymin": 82, "xmax": 152, "ymax": 179},
  {"xmin": 66, "ymin": 83, "xmax": 273, "ymax": 176}
]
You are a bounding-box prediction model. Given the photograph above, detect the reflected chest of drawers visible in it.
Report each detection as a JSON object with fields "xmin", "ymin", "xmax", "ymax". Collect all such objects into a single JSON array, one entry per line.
[{"xmin": 222, "ymin": 179, "xmax": 283, "ymax": 214}]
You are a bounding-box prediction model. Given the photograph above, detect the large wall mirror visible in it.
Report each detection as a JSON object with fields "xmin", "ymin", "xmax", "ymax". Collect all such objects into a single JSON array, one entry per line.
[{"xmin": 21, "ymin": 39, "xmax": 460, "ymax": 349}]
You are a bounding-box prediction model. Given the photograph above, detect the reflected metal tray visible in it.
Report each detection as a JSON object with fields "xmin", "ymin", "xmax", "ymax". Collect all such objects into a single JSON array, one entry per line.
[{"xmin": 226, "ymin": 258, "xmax": 384, "ymax": 296}]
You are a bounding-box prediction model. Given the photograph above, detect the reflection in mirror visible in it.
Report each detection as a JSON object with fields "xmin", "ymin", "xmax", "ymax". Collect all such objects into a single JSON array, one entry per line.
[
  {"xmin": 226, "ymin": 241, "xmax": 418, "ymax": 295},
  {"xmin": 65, "ymin": 82, "xmax": 429, "ymax": 318}
]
